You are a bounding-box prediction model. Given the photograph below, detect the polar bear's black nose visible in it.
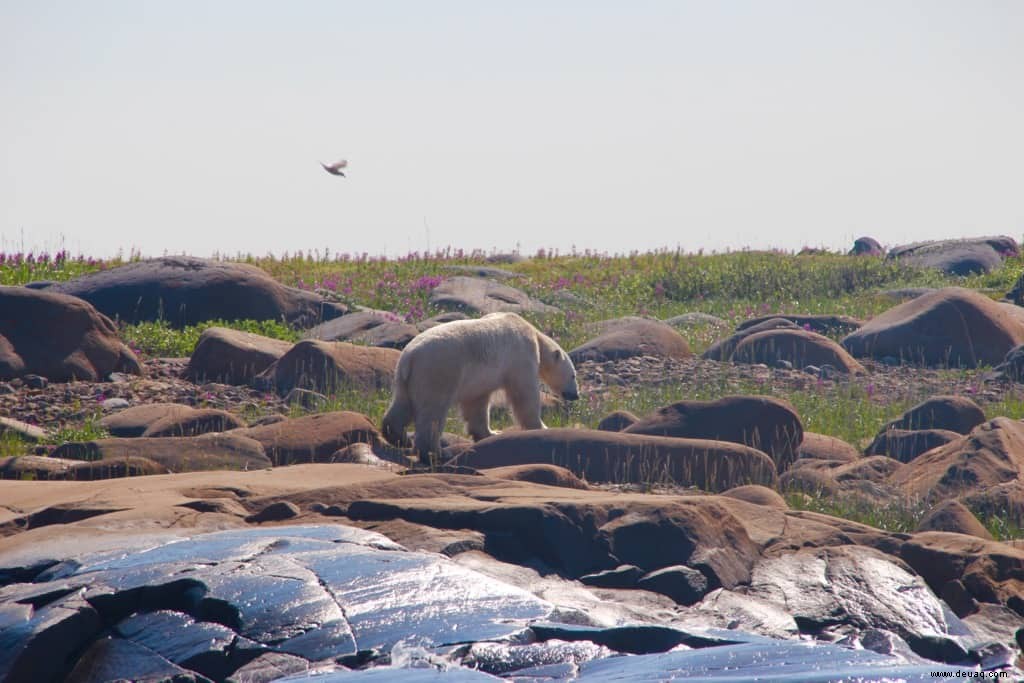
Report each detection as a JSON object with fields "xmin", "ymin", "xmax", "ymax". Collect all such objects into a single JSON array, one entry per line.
[{"xmin": 562, "ymin": 390, "xmax": 579, "ymax": 401}]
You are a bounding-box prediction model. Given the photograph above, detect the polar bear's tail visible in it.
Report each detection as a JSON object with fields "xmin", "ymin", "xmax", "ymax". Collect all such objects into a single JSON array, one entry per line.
[{"xmin": 381, "ymin": 358, "xmax": 414, "ymax": 448}]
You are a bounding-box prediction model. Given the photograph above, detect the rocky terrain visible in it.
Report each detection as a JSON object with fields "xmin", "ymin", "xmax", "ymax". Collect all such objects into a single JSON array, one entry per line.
[{"xmin": 2, "ymin": 249, "xmax": 1024, "ymax": 681}]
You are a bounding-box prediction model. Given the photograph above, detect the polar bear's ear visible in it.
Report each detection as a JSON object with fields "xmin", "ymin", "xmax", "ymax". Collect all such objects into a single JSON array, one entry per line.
[{"xmin": 552, "ymin": 348, "xmax": 562, "ymax": 362}]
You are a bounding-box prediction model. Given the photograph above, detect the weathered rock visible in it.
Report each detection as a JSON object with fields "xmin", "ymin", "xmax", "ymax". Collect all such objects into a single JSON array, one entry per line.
[
  {"xmin": 141, "ymin": 408, "xmax": 246, "ymax": 438},
  {"xmin": 884, "ymin": 395, "xmax": 986, "ymax": 434},
  {"xmin": 484, "ymin": 464, "xmax": 590, "ymax": 490},
  {"xmin": 663, "ymin": 312, "xmax": 728, "ymax": 328},
  {"xmin": 416, "ymin": 311, "xmax": 470, "ymax": 331},
  {"xmin": 796, "ymin": 432, "xmax": 860, "ymax": 463},
  {"xmin": 430, "ymin": 276, "xmax": 559, "ymax": 316},
  {"xmin": 578, "ymin": 565, "xmax": 644, "ymax": 589},
  {"xmin": 636, "ymin": 565, "xmax": 709, "ymax": 605},
  {"xmin": 596, "ymin": 410, "xmax": 639, "ymax": 432},
  {"xmin": 39, "ymin": 256, "xmax": 347, "ymax": 327},
  {"xmin": 889, "ymin": 417, "xmax": 1024, "ymax": 503},
  {"xmin": 0, "ymin": 455, "xmax": 77, "ymax": 480},
  {"xmin": 0, "ymin": 416, "xmax": 46, "ymax": 442},
  {"xmin": 246, "ymin": 500, "xmax": 301, "ymax": 523},
  {"xmin": 865, "ymin": 428, "xmax": 961, "ymax": 463},
  {"xmin": 702, "ymin": 318, "xmax": 801, "ymax": 362},
  {"xmin": 453, "ymin": 428, "xmax": 778, "ymax": 490},
  {"xmin": 624, "ymin": 396, "xmax": 803, "ymax": 474},
  {"xmin": 721, "ymin": 485, "xmax": 788, "ymax": 509},
  {"xmin": 569, "ymin": 317, "xmax": 691, "ymax": 363},
  {"xmin": 51, "ymin": 433, "xmax": 270, "ymax": 476},
  {"xmin": 0, "ymin": 286, "xmax": 142, "ymax": 382},
  {"xmin": 600, "ymin": 503, "xmax": 760, "ymax": 589},
  {"xmin": 748, "ymin": 545, "xmax": 965, "ymax": 661},
  {"xmin": 66, "ymin": 635, "xmax": 209, "ymax": 683},
  {"xmin": 915, "ymin": 500, "xmax": 993, "ymax": 540},
  {"xmin": 98, "ymin": 403, "xmax": 196, "ymax": 437},
  {"xmin": 255, "ymin": 340, "xmax": 398, "ymax": 395},
  {"xmin": 887, "ymin": 236, "xmax": 1018, "ymax": 275},
  {"xmin": 899, "ymin": 531, "xmax": 1024, "ymax": 618},
  {"xmin": 842, "ymin": 287, "xmax": 1024, "ymax": 367},
  {"xmin": 736, "ymin": 314, "xmax": 863, "ymax": 336},
  {"xmin": 0, "ymin": 592, "xmax": 103, "ymax": 682},
  {"xmin": 850, "ymin": 236, "xmax": 884, "ymax": 256},
  {"xmin": 184, "ymin": 327, "xmax": 293, "ymax": 385},
  {"xmin": 303, "ymin": 310, "xmax": 419, "ymax": 349},
  {"xmin": 732, "ymin": 329, "xmax": 867, "ymax": 374},
  {"xmin": 237, "ymin": 412, "xmax": 381, "ymax": 466}
]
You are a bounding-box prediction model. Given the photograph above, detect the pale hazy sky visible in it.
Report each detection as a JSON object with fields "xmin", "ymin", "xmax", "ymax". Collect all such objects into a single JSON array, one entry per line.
[{"xmin": 3, "ymin": 1, "xmax": 1022, "ymax": 259}]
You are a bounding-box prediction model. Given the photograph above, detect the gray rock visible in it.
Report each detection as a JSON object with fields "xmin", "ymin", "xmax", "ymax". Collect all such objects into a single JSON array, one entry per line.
[
  {"xmin": 430, "ymin": 276, "xmax": 559, "ymax": 316},
  {"xmin": 637, "ymin": 565, "xmax": 709, "ymax": 605}
]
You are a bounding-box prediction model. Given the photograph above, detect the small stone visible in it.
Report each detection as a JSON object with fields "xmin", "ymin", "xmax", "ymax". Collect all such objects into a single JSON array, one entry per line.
[
  {"xmin": 107, "ymin": 372, "xmax": 133, "ymax": 383},
  {"xmin": 246, "ymin": 500, "xmax": 300, "ymax": 523},
  {"xmin": 774, "ymin": 360, "xmax": 793, "ymax": 370},
  {"xmin": 100, "ymin": 398, "xmax": 131, "ymax": 411},
  {"xmin": 802, "ymin": 365, "xmax": 820, "ymax": 376},
  {"xmin": 0, "ymin": 383, "xmax": 15, "ymax": 395}
]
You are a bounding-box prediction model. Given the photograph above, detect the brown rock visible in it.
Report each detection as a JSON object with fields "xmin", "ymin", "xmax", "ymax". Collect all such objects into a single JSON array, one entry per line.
[
  {"xmin": 0, "ymin": 286, "xmax": 142, "ymax": 382},
  {"xmin": 842, "ymin": 287, "xmax": 1024, "ymax": 367},
  {"xmin": 453, "ymin": 428, "xmax": 778, "ymax": 490},
  {"xmin": 569, "ymin": 317, "xmax": 691, "ymax": 363},
  {"xmin": 865, "ymin": 428, "xmax": 961, "ymax": 463},
  {"xmin": 184, "ymin": 327, "xmax": 293, "ymax": 385},
  {"xmin": 721, "ymin": 485, "xmax": 788, "ymax": 509},
  {"xmin": 796, "ymin": 432, "xmax": 859, "ymax": 463},
  {"xmin": 0, "ymin": 455, "xmax": 77, "ymax": 480},
  {"xmin": 702, "ymin": 318, "xmax": 801, "ymax": 362},
  {"xmin": 50, "ymin": 433, "xmax": 270, "ymax": 476},
  {"xmin": 484, "ymin": 464, "xmax": 590, "ymax": 490},
  {"xmin": 732, "ymin": 329, "xmax": 866, "ymax": 374},
  {"xmin": 889, "ymin": 418, "xmax": 1024, "ymax": 503},
  {"xmin": 596, "ymin": 410, "xmax": 640, "ymax": 432},
  {"xmin": 915, "ymin": 500, "xmax": 993, "ymax": 540},
  {"xmin": 416, "ymin": 312, "xmax": 470, "ymax": 331},
  {"xmin": 884, "ymin": 395, "xmax": 986, "ymax": 434},
  {"xmin": 624, "ymin": 396, "xmax": 803, "ymax": 474},
  {"xmin": 98, "ymin": 403, "xmax": 195, "ymax": 438},
  {"xmin": 0, "ymin": 416, "xmax": 46, "ymax": 442},
  {"xmin": 256, "ymin": 339, "xmax": 399, "ymax": 395},
  {"xmin": 237, "ymin": 411, "xmax": 382, "ymax": 466},
  {"xmin": 141, "ymin": 408, "xmax": 246, "ymax": 438},
  {"xmin": 736, "ymin": 314, "xmax": 863, "ymax": 336}
]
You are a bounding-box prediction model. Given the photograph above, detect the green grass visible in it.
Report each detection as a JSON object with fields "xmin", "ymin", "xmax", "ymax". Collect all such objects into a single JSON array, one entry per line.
[
  {"xmin": 0, "ymin": 431, "xmax": 32, "ymax": 459},
  {"xmin": 45, "ymin": 412, "xmax": 109, "ymax": 446},
  {"xmin": 121, "ymin": 318, "xmax": 302, "ymax": 358}
]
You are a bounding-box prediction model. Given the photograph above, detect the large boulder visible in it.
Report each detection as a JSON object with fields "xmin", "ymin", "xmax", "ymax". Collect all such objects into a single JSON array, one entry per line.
[
  {"xmin": 702, "ymin": 318, "xmax": 801, "ymax": 362},
  {"xmin": 98, "ymin": 403, "xmax": 196, "ymax": 437},
  {"xmin": 255, "ymin": 340, "xmax": 399, "ymax": 395},
  {"xmin": 850, "ymin": 236, "xmax": 884, "ymax": 256},
  {"xmin": 887, "ymin": 236, "xmax": 1018, "ymax": 275},
  {"xmin": 735, "ymin": 314, "xmax": 863, "ymax": 337},
  {"xmin": 38, "ymin": 256, "xmax": 347, "ymax": 328},
  {"xmin": 50, "ymin": 433, "xmax": 270, "ymax": 476},
  {"xmin": 569, "ymin": 317, "xmax": 691, "ymax": 363},
  {"xmin": 915, "ymin": 500, "xmax": 993, "ymax": 540},
  {"xmin": 624, "ymin": 396, "xmax": 803, "ymax": 474},
  {"xmin": 453, "ymin": 428, "xmax": 778, "ymax": 490},
  {"xmin": 303, "ymin": 310, "xmax": 420, "ymax": 349},
  {"xmin": 884, "ymin": 395, "xmax": 986, "ymax": 434},
  {"xmin": 864, "ymin": 428, "xmax": 961, "ymax": 463},
  {"xmin": 236, "ymin": 411, "xmax": 382, "ymax": 465},
  {"xmin": 842, "ymin": 287, "xmax": 1024, "ymax": 367},
  {"xmin": 183, "ymin": 327, "xmax": 293, "ymax": 385},
  {"xmin": 429, "ymin": 276, "xmax": 559, "ymax": 316},
  {"xmin": 889, "ymin": 417, "xmax": 1024, "ymax": 504},
  {"xmin": 140, "ymin": 408, "xmax": 246, "ymax": 438},
  {"xmin": 795, "ymin": 432, "xmax": 860, "ymax": 463},
  {"xmin": 732, "ymin": 329, "xmax": 866, "ymax": 374},
  {"xmin": 0, "ymin": 286, "xmax": 142, "ymax": 382}
]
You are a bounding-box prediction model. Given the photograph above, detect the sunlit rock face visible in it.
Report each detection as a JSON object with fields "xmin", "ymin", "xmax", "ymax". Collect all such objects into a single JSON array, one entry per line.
[{"xmin": 0, "ymin": 524, "xmax": 1000, "ymax": 681}]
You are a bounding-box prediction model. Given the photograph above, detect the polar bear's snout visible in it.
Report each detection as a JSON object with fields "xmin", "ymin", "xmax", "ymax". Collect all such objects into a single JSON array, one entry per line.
[{"xmin": 562, "ymin": 388, "xmax": 580, "ymax": 401}]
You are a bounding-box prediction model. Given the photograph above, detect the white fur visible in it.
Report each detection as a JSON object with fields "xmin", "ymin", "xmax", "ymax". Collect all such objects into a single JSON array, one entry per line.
[{"xmin": 381, "ymin": 312, "xmax": 579, "ymax": 459}]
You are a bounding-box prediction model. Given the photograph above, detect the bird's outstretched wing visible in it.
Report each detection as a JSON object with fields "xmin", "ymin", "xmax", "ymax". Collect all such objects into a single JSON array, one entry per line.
[{"xmin": 320, "ymin": 159, "xmax": 348, "ymax": 176}]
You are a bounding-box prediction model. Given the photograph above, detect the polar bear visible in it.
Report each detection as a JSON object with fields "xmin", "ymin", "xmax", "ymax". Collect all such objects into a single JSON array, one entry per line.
[{"xmin": 381, "ymin": 312, "xmax": 579, "ymax": 461}]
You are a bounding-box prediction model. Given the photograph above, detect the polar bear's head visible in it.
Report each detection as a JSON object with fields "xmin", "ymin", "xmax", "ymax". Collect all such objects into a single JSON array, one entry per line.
[{"xmin": 540, "ymin": 346, "xmax": 580, "ymax": 401}]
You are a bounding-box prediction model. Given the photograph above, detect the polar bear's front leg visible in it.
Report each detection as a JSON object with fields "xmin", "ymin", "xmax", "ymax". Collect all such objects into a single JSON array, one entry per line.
[
  {"xmin": 505, "ymin": 375, "xmax": 546, "ymax": 431},
  {"xmin": 460, "ymin": 395, "xmax": 496, "ymax": 442}
]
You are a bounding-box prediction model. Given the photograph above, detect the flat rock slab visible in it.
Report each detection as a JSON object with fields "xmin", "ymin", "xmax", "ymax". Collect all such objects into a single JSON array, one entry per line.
[
  {"xmin": 570, "ymin": 317, "xmax": 691, "ymax": 363},
  {"xmin": 38, "ymin": 255, "xmax": 347, "ymax": 328},
  {"xmin": 98, "ymin": 403, "xmax": 197, "ymax": 438},
  {"xmin": 184, "ymin": 327, "xmax": 294, "ymax": 385},
  {"xmin": 50, "ymin": 433, "xmax": 271, "ymax": 476},
  {"xmin": 304, "ymin": 310, "xmax": 420, "ymax": 349},
  {"xmin": 429, "ymin": 277, "xmax": 559, "ymax": 316},
  {"xmin": 0, "ymin": 417, "xmax": 45, "ymax": 443},
  {"xmin": 736, "ymin": 314, "xmax": 863, "ymax": 336},
  {"xmin": 0, "ymin": 286, "xmax": 143, "ymax": 382},
  {"xmin": 887, "ymin": 236, "xmax": 1018, "ymax": 276},
  {"xmin": 453, "ymin": 428, "xmax": 778, "ymax": 490}
]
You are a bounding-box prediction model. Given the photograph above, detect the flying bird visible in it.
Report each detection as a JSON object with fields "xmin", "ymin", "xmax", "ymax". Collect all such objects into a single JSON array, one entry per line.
[{"xmin": 320, "ymin": 159, "xmax": 348, "ymax": 177}]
